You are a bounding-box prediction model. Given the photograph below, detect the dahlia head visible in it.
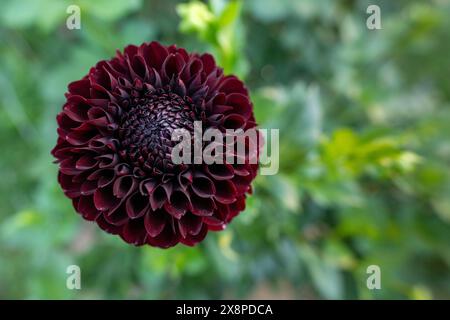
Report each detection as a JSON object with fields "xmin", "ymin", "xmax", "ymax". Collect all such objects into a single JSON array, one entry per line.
[{"xmin": 52, "ymin": 41, "xmax": 259, "ymax": 248}]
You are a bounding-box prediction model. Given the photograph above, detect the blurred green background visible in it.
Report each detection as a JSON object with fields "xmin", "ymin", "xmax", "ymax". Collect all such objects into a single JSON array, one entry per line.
[{"xmin": 0, "ymin": 0, "xmax": 449, "ymax": 299}]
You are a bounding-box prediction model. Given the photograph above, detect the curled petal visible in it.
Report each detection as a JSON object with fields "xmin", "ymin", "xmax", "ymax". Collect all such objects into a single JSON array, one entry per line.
[
  {"xmin": 77, "ymin": 196, "xmax": 101, "ymax": 221},
  {"xmin": 125, "ymin": 191, "xmax": 150, "ymax": 219},
  {"xmin": 177, "ymin": 170, "xmax": 193, "ymax": 190},
  {"xmin": 113, "ymin": 175, "xmax": 137, "ymax": 198},
  {"xmin": 146, "ymin": 222, "xmax": 181, "ymax": 248},
  {"xmin": 89, "ymin": 169, "xmax": 115, "ymax": 188},
  {"xmin": 59, "ymin": 158, "xmax": 81, "ymax": 176},
  {"xmin": 80, "ymin": 179, "xmax": 98, "ymax": 196},
  {"xmin": 191, "ymin": 194, "xmax": 215, "ymax": 216},
  {"xmin": 68, "ymin": 79, "xmax": 90, "ymax": 98},
  {"xmin": 206, "ymin": 163, "xmax": 234, "ymax": 181},
  {"xmin": 66, "ymin": 123, "xmax": 98, "ymax": 146},
  {"xmin": 200, "ymin": 53, "xmax": 216, "ymax": 75},
  {"xmin": 180, "ymin": 224, "xmax": 208, "ymax": 246},
  {"xmin": 145, "ymin": 41, "xmax": 168, "ymax": 69},
  {"xmin": 104, "ymin": 201, "xmax": 129, "ymax": 226},
  {"xmin": 218, "ymin": 76, "xmax": 247, "ymax": 95},
  {"xmin": 214, "ymin": 180, "xmax": 237, "ymax": 204},
  {"xmin": 75, "ymin": 155, "xmax": 98, "ymax": 170},
  {"xmin": 96, "ymin": 214, "xmax": 123, "ymax": 235},
  {"xmin": 149, "ymin": 185, "xmax": 168, "ymax": 211},
  {"xmin": 121, "ymin": 217, "xmax": 147, "ymax": 246},
  {"xmin": 223, "ymin": 114, "xmax": 246, "ymax": 130},
  {"xmin": 191, "ymin": 173, "xmax": 216, "ymax": 198},
  {"xmin": 165, "ymin": 190, "xmax": 191, "ymax": 219},
  {"xmin": 93, "ymin": 184, "xmax": 119, "ymax": 211},
  {"xmin": 226, "ymin": 93, "xmax": 252, "ymax": 119},
  {"xmin": 178, "ymin": 213, "xmax": 203, "ymax": 238},
  {"xmin": 162, "ymin": 53, "xmax": 185, "ymax": 79}
]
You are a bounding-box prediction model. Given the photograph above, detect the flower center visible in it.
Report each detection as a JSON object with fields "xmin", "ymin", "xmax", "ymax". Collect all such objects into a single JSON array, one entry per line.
[{"xmin": 119, "ymin": 90, "xmax": 197, "ymax": 174}]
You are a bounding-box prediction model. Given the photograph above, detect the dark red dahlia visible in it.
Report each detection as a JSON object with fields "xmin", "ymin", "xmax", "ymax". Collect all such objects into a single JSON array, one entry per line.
[{"xmin": 51, "ymin": 42, "xmax": 259, "ymax": 248}]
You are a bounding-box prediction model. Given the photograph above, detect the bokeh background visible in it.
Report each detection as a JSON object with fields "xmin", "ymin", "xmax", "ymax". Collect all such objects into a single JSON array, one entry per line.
[{"xmin": 0, "ymin": 0, "xmax": 449, "ymax": 299}]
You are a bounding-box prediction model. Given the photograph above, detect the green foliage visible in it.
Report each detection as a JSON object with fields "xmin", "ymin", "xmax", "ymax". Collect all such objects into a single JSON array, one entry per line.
[
  {"xmin": 0, "ymin": 0, "xmax": 449, "ymax": 299},
  {"xmin": 177, "ymin": 0, "xmax": 248, "ymax": 77}
]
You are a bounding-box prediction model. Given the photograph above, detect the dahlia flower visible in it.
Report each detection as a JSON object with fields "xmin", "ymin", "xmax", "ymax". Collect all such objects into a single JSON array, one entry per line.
[{"xmin": 52, "ymin": 42, "xmax": 259, "ymax": 248}]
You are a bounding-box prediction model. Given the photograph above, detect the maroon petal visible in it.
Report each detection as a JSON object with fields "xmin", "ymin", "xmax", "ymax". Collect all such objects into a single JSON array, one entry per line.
[
  {"xmin": 146, "ymin": 41, "xmax": 169, "ymax": 69},
  {"xmin": 93, "ymin": 184, "xmax": 119, "ymax": 211},
  {"xmin": 121, "ymin": 217, "xmax": 147, "ymax": 246},
  {"xmin": 104, "ymin": 201, "xmax": 129, "ymax": 226},
  {"xmin": 88, "ymin": 168, "xmax": 115, "ymax": 188},
  {"xmin": 218, "ymin": 76, "xmax": 247, "ymax": 95},
  {"xmin": 63, "ymin": 100, "xmax": 90, "ymax": 122},
  {"xmin": 233, "ymin": 164, "xmax": 250, "ymax": 176},
  {"xmin": 80, "ymin": 179, "xmax": 98, "ymax": 196},
  {"xmin": 129, "ymin": 55, "xmax": 148, "ymax": 80},
  {"xmin": 149, "ymin": 185, "xmax": 168, "ymax": 211},
  {"xmin": 233, "ymin": 175, "xmax": 252, "ymax": 195},
  {"xmin": 96, "ymin": 214, "xmax": 123, "ymax": 235},
  {"xmin": 206, "ymin": 163, "xmax": 234, "ymax": 180},
  {"xmin": 181, "ymin": 224, "xmax": 208, "ymax": 246},
  {"xmin": 164, "ymin": 190, "xmax": 190, "ymax": 219},
  {"xmin": 75, "ymin": 155, "xmax": 98, "ymax": 170},
  {"xmin": 125, "ymin": 191, "xmax": 150, "ymax": 219},
  {"xmin": 144, "ymin": 210, "xmax": 166, "ymax": 237},
  {"xmin": 226, "ymin": 93, "xmax": 252, "ymax": 118},
  {"xmin": 68, "ymin": 79, "xmax": 91, "ymax": 98},
  {"xmin": 178, "ymin": 213, "xmax": 203, "ymax": 238},
  {"xmin": 191, "ymin": 194, "xmax": 215, "ymax": 216},
  {"xmin": 162, "ymin": 53, "xmax": 185, "ymax": 79},
  {"xmin": 191, "ymin": 173, "xmax": 216, "ymax": 198},
  {"xmin": 200, "ymin": 53, "xmax": 216, "ymax": 74},
  {"xmin": 146, "ymin": 222, "xmax": 180, "ymax": 248},
  {"xmin": 203, "ymin": 215, "xmax": 227, "ymax": 230},
  {"xmin": 223, "ymin": 114, "xmax": 246, "ymax": 130},
  {"xmin": 170, "ymin": 190, "xmax": 191, "ymax": 212},
  {"xmin": 77, "ymin": 195, "xmax": 101, "ymax": 221},
  {"xmin": 178, "ymin": 170, "xmax": 193, "ymax": 190},
  {"xmin": 214, "ymin": 180, "xmax": 237, "ymax": 204},
  {"xmin": 113, "ymin": 175, "xmax": 137, "ymax": 198},
  {"xmin": 59, "ymin": 158, "xmax": 80, "ymax": 176}
]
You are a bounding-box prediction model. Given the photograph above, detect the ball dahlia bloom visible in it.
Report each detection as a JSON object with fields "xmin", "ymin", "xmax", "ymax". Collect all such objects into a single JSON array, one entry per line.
[{"xmin": 52, "ymin": 42, "xmax": 259, "ymax": 248}]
